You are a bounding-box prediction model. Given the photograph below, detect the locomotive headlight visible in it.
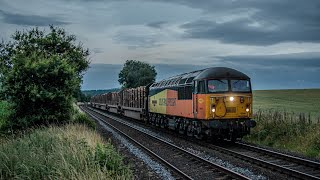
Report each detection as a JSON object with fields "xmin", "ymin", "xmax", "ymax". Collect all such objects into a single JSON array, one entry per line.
[
  {"xmin": 212, "ymin": 105, "xmax": 216, "ymax": 113},
  {"xmin": 229, "ymin": 96, "xmax": 234, "ymax": 102},
  {"xmin": 246, "ymin": 108, "xmax": 250, "ymax": 112}
]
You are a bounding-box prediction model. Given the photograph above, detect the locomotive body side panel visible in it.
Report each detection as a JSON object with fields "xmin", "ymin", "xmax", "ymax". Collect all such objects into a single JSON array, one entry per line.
[
  {"xmin": 167, "ymin": 89, "xmax": 193, "ymax": 118},
  {"xmin": 149, "ymin": 89, "xmax": 167, "ymax": 114},
  {"xmin": 149, "ymin": 88, "xmax": 194, "ymax": 119}
]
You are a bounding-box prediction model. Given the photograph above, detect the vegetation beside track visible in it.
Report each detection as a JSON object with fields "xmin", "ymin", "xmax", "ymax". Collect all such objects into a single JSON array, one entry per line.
[
  {"xmin": 0, "ymin": 26, "xmax": 132, "ymax": 179},
  {"xmin": 245, "ymin": 89, "xmax": 320, "ymax": 158},
  {"xmin": 0, "ymin": 124, "xmax": 132, "ymax": 179},
  {"xmin": 0, "ymin": 104, "xmax": 132, "ymax": 179},
  {"xmin": 0, "ymin": 101, "xmax": 12, "ymax": 131}
]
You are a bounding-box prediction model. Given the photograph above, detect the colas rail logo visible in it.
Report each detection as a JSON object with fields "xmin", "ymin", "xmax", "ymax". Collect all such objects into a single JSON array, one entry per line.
[
  {"xmin": 152, "ymin": 100, "xmax": 157, "ymax": 106},
  {"xmin": 159, "ymin": 98, "xmax": 176, "ymax": 106}
]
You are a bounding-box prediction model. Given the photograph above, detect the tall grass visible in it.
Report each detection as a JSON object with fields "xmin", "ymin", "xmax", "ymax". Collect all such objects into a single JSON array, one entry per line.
[
  {"xmin": 0, "ymin": 124, "xmax": 132, "ymax": 179},
  {"xmin": 245, "ymin": 109, "xmax": 320, "ymax": 158},
  {"xmin": 0, "ymin": 101, "xmax": 12, "ymax": 131},
  {"xmin": 71, "ymin": 104, "xmax": 96, "ymax": 129}
]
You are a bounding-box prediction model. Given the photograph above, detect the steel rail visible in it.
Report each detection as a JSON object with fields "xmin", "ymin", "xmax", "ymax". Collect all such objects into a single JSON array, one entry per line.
[
  {"xmin": 236, "ymin": 142, "xmax": 320, "ymax": 169},
  {"xmin": 207, "ymin": 143, "xmax": 320, "ymax": 180},
  {"xmin": 81, "ymin": 106, "xmax": 193, "ymax": 180}
]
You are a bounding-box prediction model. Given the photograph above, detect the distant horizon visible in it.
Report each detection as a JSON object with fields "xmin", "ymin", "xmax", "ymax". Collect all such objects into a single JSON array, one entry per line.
[
  {"xmin": 81, "ymin": 61, "xmax": 320, "ymax": 90},
  {"xmin": 82, "ymin": 87, "xmax": 320, "ymax": 91}
]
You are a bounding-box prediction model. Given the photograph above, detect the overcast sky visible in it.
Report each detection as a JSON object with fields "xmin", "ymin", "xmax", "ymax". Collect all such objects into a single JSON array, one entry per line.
[{"xmin": 1, "ymin": 0, "xmax": 320, "ymax": 90}]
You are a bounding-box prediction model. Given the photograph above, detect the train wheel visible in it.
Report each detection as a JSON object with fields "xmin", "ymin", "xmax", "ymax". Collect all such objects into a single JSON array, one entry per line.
[
  {"xmin": 178, "ymin": 119, "xmax": 186, "ymax": 134},
  {"xmin": 186, "ymin": 123, "xmax": 194, "ymax": 137},
  {"xmin": 150, "ymin": 114, "xmax": 156, "ymax": 126},
  {"xmin": 160, "ymin": 118, "xmax": 168, "ymax": 128},
  {"xmin": 194, "ymin": 123, "xmax": 203, "ymax": 140},
  {"xmin": 230, "ymin": 131, "xmax": 237, "ymax": 143},
  {"xmin": 160, "ymin": 118, "xmax": 164, "ymax": 128}
]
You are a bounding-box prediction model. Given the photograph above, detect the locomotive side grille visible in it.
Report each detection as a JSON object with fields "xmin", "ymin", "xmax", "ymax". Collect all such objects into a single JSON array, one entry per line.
[{"xmin": 226, "ymin": 107, "xmax": 237, "ymax": 113}]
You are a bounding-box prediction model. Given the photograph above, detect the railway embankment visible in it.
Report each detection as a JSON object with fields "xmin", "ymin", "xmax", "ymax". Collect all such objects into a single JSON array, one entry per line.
[
  {"xmin": 245, "ymin": 89, "xmax": 320, "ymax": 158},
  {"xmin": 0, "ymin": 103, "xmax": 133, "ymax": 179}
]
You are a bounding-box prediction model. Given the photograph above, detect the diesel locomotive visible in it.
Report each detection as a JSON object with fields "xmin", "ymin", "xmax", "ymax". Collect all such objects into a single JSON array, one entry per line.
[{"xmin": 90, "ymin": 67, "xmax": 256, "ymax": 141}]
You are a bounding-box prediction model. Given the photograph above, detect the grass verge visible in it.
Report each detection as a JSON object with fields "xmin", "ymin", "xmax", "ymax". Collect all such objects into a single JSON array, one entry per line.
[
  {"xmin": 72, "ymin": 104, "xmax": 96, "ymax": 129},
  {"xmin": 245, "ymin": 89, "xmax": 320, "ymax": 158},
  {"xmin": 244, "ymin": 109, "xmax": 320, "ymax": 158},
  {"xmin": 0, "ymin": 124, "xmax": 132, "ymax": 179}
]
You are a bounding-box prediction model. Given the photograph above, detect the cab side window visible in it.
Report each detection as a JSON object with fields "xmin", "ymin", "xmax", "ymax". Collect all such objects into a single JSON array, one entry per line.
[
  {"xmin": 194, "ymin": 81, "xmax": 198, "ymax": 93},
  {"xmin": 198, "ymin": 80, "xmax": 205, "ymax": 93}
]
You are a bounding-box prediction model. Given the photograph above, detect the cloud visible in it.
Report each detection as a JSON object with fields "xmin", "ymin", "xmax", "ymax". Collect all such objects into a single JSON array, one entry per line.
[
  {"xmin": 113, "ymin": 33, "xmax": 161, "ymax": 49},
  {"xmin": 152, "ymin": 0, "xmax": 320, "ymax": 45},
  {"xmin": 112, "ymin": 26, "xmax": 165, "ymax": 49},
  {"xmin": 92, "ymin": 48, "xmax": 104, "ymax": 54},
  {"xmin": 146, "ymin": 21, "xmax": 167, "ymax": 28},
  {"xmin": 180, "ymin": 17, "xmax": 320, "ymax": 45},
  {"xmin": 0, "ymin": 9, "xmax": 69, "ymax": 26}
]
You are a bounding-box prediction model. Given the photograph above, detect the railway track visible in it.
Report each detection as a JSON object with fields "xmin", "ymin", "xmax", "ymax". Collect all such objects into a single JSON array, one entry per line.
[
  {"xmin": 208, "ymin": 142, "xmax": 320, "ymax": 180},
  {"xmin": 80, "ymin": 105, "xmax": 249, "ymax": 180},
  {"xmin": 83, "ymin": 105, "xmax": 320, "ymax": 179}
]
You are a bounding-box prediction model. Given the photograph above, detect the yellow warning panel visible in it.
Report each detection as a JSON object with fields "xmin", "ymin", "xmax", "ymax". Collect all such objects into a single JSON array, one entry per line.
[{"xmin": 149, "ymin": 89, "xmax": 167, "ymax": 114}]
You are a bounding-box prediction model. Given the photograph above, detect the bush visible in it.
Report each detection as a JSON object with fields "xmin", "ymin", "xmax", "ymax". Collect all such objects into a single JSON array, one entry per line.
[
  {"xmin": 0, "ymin": 26, "xmax": 90, "ymax": 130},
  {"xmin": 73, "ymin": 112, "xmax": 96, "ymax": 129},
  {"xmin": 0, "ymin": 124, "xmax": 132, "ymax": 179}
]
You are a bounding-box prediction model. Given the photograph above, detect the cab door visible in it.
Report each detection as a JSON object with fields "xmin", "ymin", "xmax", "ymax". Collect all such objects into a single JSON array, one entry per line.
[
  {"xmin": 195, "ymin": 80, "xmax": 206, "ymax": 119},
  {"xmin": 193, "ymin": 81, "xmax": 198, "ymax": 118}
]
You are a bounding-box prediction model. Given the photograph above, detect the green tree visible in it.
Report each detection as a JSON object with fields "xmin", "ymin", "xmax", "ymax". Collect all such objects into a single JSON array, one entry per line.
[
  {"xmin": 0, "ymin": 26, "xmax": 90, "ymax": 129},
  {"xmin": 118, "ymin": 60, "xmax": 157, "ymax": 88}
]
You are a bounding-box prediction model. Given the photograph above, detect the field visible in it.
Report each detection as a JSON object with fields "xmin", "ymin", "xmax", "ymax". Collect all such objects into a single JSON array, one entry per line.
[
  {"xmin": 253, "ymin": 89, "xmax": 320, "ymax": 120},
  {"xmin": 246, "ymin": 89, "xmax": 320, "ymax": 158},
  {"xmin": 0, "ymin": 124, "xmax": 132, "ymax": 179}
]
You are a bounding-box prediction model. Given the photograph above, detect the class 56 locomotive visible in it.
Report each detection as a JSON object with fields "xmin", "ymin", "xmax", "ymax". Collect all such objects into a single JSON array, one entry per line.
[{"xmin": 91, "ymin": 67, "xmax": 256, "ymax": 141}]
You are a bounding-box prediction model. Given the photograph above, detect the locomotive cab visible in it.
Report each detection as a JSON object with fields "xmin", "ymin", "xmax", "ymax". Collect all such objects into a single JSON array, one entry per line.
[
  {"xmin": 192, "ymin": 67, "xmax": 256, "ymax": 140},
  {"xmin": 193, "ymin": 79, "xmax": 252, "ymax": 120}
]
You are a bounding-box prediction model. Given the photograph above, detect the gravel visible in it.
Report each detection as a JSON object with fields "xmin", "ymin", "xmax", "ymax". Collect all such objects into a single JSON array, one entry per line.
[
  {"xmin": 185, "ymin": 147, "xmax": 267, "ymax": 180},
  {"xmin": 97, "ymin": 119, "xmax": 175, "ymax": 180}
]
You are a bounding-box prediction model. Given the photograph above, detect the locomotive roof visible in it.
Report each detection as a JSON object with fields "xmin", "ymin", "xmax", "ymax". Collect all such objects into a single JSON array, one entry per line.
[
  {"xmin": 150, "ymin": 67, "xmax": 249, "ymax": 89},
  {"xmin": 193, "ymin": 67, "xmax": 250, "ymax": 80}
]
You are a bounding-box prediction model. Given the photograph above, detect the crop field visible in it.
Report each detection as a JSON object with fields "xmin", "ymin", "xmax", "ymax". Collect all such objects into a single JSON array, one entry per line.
[
  {"xmin": 253, "ymin": 89, "xmax": 320, "ymax": 120},
  {"xmin": 247, "ymin": 89, "xmax": 320, "ymax": 157}
]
